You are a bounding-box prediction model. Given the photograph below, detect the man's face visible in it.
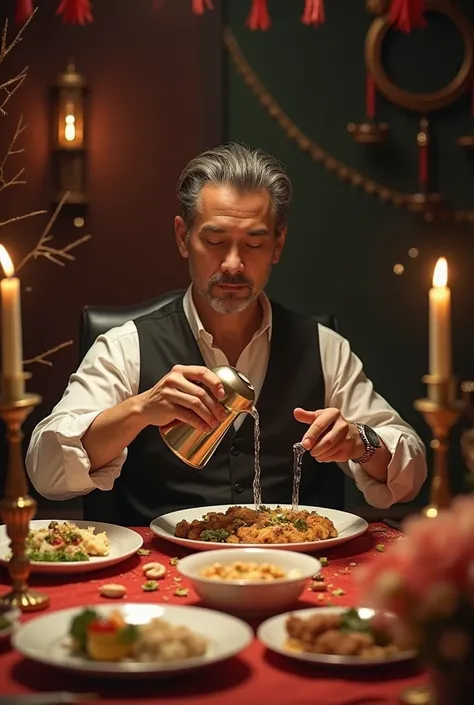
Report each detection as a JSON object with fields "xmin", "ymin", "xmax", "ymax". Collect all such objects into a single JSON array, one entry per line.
[{"xmin": 175, "ymin": 185, "xmax": 286, "ymax": 314}]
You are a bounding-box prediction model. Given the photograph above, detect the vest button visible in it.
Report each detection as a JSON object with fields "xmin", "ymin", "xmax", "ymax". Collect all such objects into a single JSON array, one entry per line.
[
  {"xmin": 234, "ymin": 483, "xmax": 244, "ymax": 493},
  {"xmin": 230, "ymin": 445, "xmax": 240, "ymax": 456}
]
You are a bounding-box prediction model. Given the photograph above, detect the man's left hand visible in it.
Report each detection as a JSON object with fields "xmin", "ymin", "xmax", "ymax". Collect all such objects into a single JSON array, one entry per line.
[{"xmin": 294, "ymin": 407, "xmax": 365, "ymax": 462}]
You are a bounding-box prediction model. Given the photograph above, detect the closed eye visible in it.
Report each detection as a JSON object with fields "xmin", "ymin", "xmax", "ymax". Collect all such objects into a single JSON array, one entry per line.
[
  {"xmin": 246, "ymin": 242, "xmax": 262, "ymax": 248},
  {"xmin": 206, "ymin": 240, "xmax": 224, "ymax": 246}
]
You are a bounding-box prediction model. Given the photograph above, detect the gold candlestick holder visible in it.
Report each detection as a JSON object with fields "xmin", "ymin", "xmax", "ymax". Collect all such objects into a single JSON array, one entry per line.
[
  {"xmin": 0, "ymin": 375, "xmax": 49, "ymax": 611},
  {"xmin": 414, "ymin": 375, "xmax": 465, "ymax": 518}
]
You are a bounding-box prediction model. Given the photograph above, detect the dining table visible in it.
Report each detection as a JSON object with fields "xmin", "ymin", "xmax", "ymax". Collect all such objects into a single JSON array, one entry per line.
[{"xmin": 0, "ymin": 522, "xmax": 429, "ymax": 705}]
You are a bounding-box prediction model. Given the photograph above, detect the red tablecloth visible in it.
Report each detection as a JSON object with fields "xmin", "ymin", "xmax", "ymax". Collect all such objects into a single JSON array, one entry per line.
[{"xmin": 0, "ymin": 524, "xmax": 427, "ymax": 704}]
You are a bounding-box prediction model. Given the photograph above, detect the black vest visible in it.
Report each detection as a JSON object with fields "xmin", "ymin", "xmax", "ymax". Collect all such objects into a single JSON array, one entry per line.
[{"xmin": 112, "ymin": 296, "xmax": 342, "ymax": 525}]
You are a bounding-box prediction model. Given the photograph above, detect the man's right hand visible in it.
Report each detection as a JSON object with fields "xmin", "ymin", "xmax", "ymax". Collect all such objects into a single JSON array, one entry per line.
[{"xmin": 139, "ymin": 365, "xmax": 228, "ymax": 431}]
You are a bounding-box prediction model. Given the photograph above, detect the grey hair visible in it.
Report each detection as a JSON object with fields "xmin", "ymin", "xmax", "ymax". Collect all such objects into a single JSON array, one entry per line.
[{"xmin": 177, "ymin": 142, "xmax": 292, "ymax": 235}]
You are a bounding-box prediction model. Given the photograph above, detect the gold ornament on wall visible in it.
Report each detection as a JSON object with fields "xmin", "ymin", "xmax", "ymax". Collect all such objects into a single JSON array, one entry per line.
[
  {"xmin": 347, "ymin": 0, "xmax": 474, "ymax": 217},
  {"xmin": 224, "ymin": 27, "xmax": 474, "ymax": 223}
]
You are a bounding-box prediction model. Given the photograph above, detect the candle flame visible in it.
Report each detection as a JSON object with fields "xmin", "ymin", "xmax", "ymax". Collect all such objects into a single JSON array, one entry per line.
[
  {"xmin": 0, "ymin": 244, "xmax": 14, "ymax": 278},
  {"xmin": 433, "ymin": 257, "xmax": 448, "ymax": 288}
]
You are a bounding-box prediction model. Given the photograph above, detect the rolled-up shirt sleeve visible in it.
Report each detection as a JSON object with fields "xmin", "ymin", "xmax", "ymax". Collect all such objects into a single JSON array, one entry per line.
[
  {"xmin": 26, "ymin": 321, "xmax": 140, "ymax": 500},
  {"xmin": 320, "ymin": 326, "xmax": 427, "ymax": 508}
]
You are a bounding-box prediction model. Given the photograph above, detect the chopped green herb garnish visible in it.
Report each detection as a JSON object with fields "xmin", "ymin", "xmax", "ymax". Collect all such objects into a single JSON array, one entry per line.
[
  {"xmin": 28, "ymin": 549, "xmax": 89, "ymax": 562},
  {"xmin": 137, "ymin": 549, "xmax": 151, "ymax": 556},
  {"xmin": 169, "ymin": 557, "xmax": 179, "ymax": 566},
  {"xmin": 268, "ymin": 514, "xmax": 291, "ymax": 525},
  {"xmin": 118, "ymin": 624, "xmax": 139, "ymax": 644},
  {"xmin": 340, "ymin": 608, "xmax": 371, "ymax": 634},
  {"xmin": 200, "ymin": 529, "xmax": 230, "ymax": 542},
  {"xmin": 70, "ymin": 608, "xmax": 97, "ymax": 651},
  {"xmin": 319, "ymin": 557, "xmax": 328, "ymax": 566},
  {"xmin": 376, "ymin": 544, "xmax": 385, "ymax": 552},
  {"xmin": 293, "ymin": 518, "xmax": 308, "ymax": 531}
]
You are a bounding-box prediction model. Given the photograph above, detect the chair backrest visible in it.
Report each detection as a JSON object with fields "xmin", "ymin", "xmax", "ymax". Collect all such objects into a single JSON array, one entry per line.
[
  {"xmin": 79, "ymin": 293, "xmax": 342, "ymax": 521},
  {"xmin": 80, "ymin": 291, "xmax": 338, "ymax": 360},
  {"xmin": 79, "ymin": 290, "xmax": 186, "ymax": 362}
]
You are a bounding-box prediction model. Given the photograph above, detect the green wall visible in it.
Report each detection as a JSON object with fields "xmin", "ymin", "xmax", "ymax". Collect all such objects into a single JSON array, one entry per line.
[{"xmin": 224, "ymin": 0, "xmax": 474, "ymax": 510}]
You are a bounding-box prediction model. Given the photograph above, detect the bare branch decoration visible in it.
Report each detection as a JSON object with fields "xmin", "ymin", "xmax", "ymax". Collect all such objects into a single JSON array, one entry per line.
[
  {"xmin": 16, "ymin": 192, "xmax": 92, "ymax": 272},
  {"xmin": 0, "ymin": 115, "xmax": 27, "ymax": 192},
  {"xmin": 0, "ymin": 10, "xmax": 91, "ymax": 371},
  {"xmin": 23, "ymin": 341, "xmax": 73, "ymax": 367}
]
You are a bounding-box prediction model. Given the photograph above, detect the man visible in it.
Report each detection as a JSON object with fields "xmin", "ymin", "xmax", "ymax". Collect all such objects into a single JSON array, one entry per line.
[{"xmin": 26, "ymin": 143, "xmax": 427, "ymax": 525}]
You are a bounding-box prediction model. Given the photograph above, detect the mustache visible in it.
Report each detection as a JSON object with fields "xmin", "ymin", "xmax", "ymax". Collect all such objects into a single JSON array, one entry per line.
[{"xmin": 208, "ymin": 274, "xmax": 253, "ymax": 287}]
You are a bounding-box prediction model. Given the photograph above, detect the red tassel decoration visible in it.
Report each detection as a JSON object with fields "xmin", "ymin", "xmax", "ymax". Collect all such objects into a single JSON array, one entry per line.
[
  {"xmin": 246, "ymin": 0, "xmax": 271, "ymax": 31},
  {"xmin": 192, "ymin": 0, "xmax": 213, "ymax": 14},
  {"xmin": 56, "ymin": 0, "xmax": 93, "ymax": 25},
  {"xmin": 301, "ymin": 0, "xmax": 325, "ymax": 27},
  {"xmin": 389, "ymin": 0, "xmax": 426, "ymax": 33},
  {"xmin": 366, "ymin": 74, "xmax": 376, "ymax": 120},
  {"xmin": 15, "ymin": 0, "xmax": 34, "ymax": 25}
]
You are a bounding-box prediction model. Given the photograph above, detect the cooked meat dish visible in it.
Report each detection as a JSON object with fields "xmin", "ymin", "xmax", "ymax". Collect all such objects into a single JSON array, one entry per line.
[{"xmin": 174, "ymin": 506, "xmax": 338, "ymax": 544}]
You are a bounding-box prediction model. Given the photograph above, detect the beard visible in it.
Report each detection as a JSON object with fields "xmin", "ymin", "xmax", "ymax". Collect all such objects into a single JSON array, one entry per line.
[{"xmin": 189, "ymin": 258, "xmax": 270, "ymax": 315}]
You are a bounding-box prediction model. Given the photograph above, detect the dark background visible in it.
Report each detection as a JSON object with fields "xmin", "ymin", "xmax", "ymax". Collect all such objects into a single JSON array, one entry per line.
[{"xmin": 1, "ymin": 0, "xmax": 474, "ymax": 516}]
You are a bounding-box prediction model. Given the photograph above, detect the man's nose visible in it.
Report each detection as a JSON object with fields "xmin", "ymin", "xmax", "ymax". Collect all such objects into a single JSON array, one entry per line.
[{"xmin": 221, "ymin": 248, "xmax": 244, "ymax": 275}]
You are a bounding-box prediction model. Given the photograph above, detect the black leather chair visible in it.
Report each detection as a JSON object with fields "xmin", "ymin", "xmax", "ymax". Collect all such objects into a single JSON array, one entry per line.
[{"xmin": 79, "ymin": 292, "xmax": 342, "ymax": 521}]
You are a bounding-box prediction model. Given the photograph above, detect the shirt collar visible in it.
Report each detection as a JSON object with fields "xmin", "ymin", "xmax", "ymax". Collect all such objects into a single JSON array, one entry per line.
[{"xmin": 182, "ymin": 284, "xmax": 272, "ymax": 346}]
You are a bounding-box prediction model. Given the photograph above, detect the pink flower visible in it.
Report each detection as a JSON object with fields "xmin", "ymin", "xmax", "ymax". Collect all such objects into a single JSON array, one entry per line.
[{"xmin": 358, "ymin": 498, "xmax": 474, "ymax": 620}]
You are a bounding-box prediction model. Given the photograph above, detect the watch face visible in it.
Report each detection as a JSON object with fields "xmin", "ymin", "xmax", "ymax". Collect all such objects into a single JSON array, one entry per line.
[{"xmin": 364, "ymin": 425, "xmax": 381, "ymax": 448}]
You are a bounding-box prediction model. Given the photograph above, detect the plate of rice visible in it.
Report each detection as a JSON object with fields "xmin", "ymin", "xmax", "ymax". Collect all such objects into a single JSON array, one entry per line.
[{"xmin": 0, "ymin": 520, "xmax": 143, "ymax": 574}]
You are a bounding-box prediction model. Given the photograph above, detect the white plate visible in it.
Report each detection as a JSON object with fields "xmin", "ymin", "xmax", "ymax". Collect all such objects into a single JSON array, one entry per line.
[
  {"xmin": 150, "ymin": 504, "xmax": 368, "ymax": 552},
  {"xmin": 12, "ymin": 602, "xmax": 253, "ymax": 678},
  {"xmin": 257, "ymin": 606, "xmax": 417, "ymax": 667},
  {"xmin": 0, "ymin": 520, "xmax": 143, "ymax": 574}
]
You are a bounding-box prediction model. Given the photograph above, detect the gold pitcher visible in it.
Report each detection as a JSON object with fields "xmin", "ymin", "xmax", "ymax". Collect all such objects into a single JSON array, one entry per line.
[{"xmin": 159, "ymin": 365, "xmax": 255, "ymax": 468}]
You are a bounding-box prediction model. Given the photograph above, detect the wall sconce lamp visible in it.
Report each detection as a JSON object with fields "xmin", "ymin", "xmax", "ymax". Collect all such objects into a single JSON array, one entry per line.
[{"xmin": 52, "ymin": 60, "xmax": 88, "ymax": 204}]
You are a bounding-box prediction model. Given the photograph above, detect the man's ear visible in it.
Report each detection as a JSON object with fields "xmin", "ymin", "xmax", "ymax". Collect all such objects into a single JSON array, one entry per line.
[
  {"xmin": 175, "ymin": 216, "xmax": 189, "ymax": 259},
  {"xmin": 272, "ymin": 227, "xmax": 287, "ymax": 264}
]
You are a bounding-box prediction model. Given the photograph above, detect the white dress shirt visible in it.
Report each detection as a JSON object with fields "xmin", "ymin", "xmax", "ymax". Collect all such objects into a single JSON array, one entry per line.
[{"xmin": 26, "ymin": 286, "xmax": 427, "ymax": 509}]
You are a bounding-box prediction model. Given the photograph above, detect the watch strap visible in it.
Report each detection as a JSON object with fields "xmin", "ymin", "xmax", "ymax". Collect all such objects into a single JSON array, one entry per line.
[{"xmin": 351, "ymin": 422, "xmax": 377, "ymax": 464}]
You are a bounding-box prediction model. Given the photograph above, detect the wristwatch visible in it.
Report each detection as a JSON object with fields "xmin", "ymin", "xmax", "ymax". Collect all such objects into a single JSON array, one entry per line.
[{"xmin": 351, "ymin": 423, "xmax": 381, "ymax": 464}]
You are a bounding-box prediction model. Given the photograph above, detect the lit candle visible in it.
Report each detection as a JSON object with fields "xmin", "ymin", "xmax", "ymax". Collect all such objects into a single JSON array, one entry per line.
[
  {"xmin": 0, "ymin": 245, "xmax": 24, "ymax": 401},
  {"xmin": 429, "ymin": 257, "xmax": 451, "ymax": 381}
]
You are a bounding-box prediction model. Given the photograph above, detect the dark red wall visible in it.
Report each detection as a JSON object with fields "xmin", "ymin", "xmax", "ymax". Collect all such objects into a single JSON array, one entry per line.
[{"xmin": 0, "ymin": 0, "xmax": 222, "ymax": 496}]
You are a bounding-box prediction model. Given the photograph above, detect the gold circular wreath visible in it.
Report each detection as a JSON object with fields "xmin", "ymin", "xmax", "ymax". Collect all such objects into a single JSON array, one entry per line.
[{"xmin": 365, "ymin": 0, "xmax": 474, "ymax": 112}]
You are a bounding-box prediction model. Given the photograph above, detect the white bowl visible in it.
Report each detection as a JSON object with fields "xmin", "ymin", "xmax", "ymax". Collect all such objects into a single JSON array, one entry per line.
[{"xmin": 177, "ymin": 548, "xmax": 321, "ymax": 616}]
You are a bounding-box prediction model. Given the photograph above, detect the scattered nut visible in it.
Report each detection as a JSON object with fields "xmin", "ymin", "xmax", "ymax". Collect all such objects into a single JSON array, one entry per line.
[
  {"xmin": 141, "ymin": 580, "xmax": 159, "ymax": 592},
  {"xmin": 174, "ymin": 587, "xmax": 189, "ymax": 597},
  {"xmin": 137, "ymin": 548, "xmax": 151, "ymax": 556},
  {"xmin": 142, "ymin": 562, "xmax": 166, "ymax": 579},
  {"xmin": 309, "ymin": 581, "xmax": 327, "ymax": 592},
  {"xmin": 170, "ymin": 557, "xmax": 179, "ymax": 566},
  {"xmin": 173, "ymin": 577, "xmax": 182, "ymax": 583},
  {"xmin": 331, "ymin": 588, "xmax": 345, "ymax": 597},
  {"xmin": 317, "ymin": 593, "xmax": 325, "ymax": 601},
  {"xmin": 99, "ymin": 583, "xmax": 126, "ymax": 598},
  {"xmin": 349, "ymin": 562, "xmax": 357, "ymax": 567},
  {"xmin": 312, "ymin": 573, "xmax": 324, "ymax": 581}
]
